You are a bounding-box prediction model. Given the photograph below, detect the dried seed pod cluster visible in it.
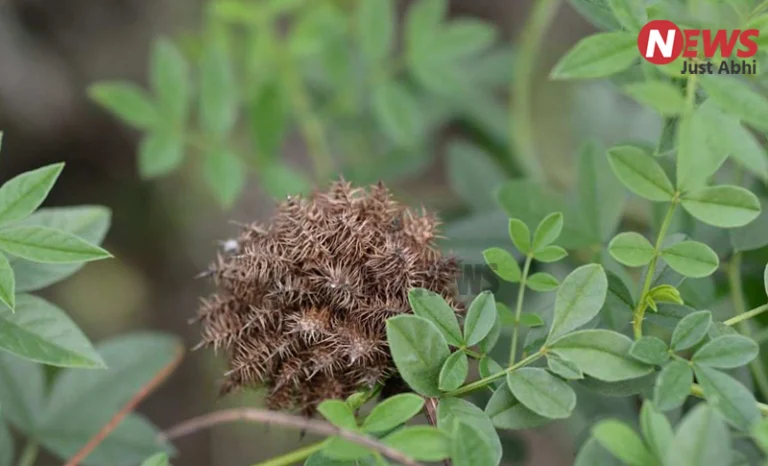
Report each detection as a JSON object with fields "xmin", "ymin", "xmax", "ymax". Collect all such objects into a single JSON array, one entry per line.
[{"xmin": 198, "ymin": 180, "xmax": 461, "ymax": 413}]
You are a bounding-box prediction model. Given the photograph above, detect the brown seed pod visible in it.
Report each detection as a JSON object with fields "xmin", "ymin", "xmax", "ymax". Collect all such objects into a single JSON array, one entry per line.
[{"xmin": 197, "ymin": 179, "xmax": 461, "ymax": 414}]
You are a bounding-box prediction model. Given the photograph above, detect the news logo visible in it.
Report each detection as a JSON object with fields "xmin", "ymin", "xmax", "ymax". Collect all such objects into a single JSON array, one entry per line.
[{"xmin": 637, "ymin": 19, "xmax": 759, "ymax": 75}]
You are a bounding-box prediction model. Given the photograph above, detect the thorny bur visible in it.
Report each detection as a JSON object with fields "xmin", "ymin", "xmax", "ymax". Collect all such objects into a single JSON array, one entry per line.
[{"xmin": 197, "ymin": 180, "xmax": 461, "ymax": 414}]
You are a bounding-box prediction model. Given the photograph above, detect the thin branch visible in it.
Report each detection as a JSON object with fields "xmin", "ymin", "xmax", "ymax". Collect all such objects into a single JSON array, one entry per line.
[
  {"xmin": 63, "ymin": 347, "xmax": 185, "ymax": 466},
  {"xmin": 160, "ymin": 408, "xmax": 425, "ymax": 466}
]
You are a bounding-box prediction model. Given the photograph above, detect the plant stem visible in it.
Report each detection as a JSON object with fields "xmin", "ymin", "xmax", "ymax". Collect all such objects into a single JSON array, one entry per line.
[
  {"xmin": 509, "ymin": 254, "xmax": 533, "ymax": 364},
  {"xmin": 444, "ymin": 350, "xmax": 544, "ymax": 398},
  {"xmin": 251, "ymin": 442, "xmax": 325, "ymax": 466},
  {"xmin": 751, "ymin": 0, "xmax": 768, "ymax": 18},
  {"xmin": 724, "ymin": 303, "xmax": 768, "ymax": 327},
  {"xmin": 17, "ymin": 441, "xmax": 38, "ymax": 466},
  {"xmin": 633, "ymin": 200, "xmax": 678, "ymax": 339},
  {"xmin": 727, "ymin": 253, "xmax": 768, "ymax": 401},
  {"xmin": 511, "ymin": 0, "xmax": 560, "ymax": 180}
]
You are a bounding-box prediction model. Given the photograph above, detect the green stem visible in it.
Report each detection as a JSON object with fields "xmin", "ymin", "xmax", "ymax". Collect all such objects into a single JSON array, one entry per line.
[
  {"xmin": 16, "ymin": 441, "xmax": 38, "ymax": 466},
  {"xmin": 463, "ymin": 348, "xmax": 484, "ymax": 359},
  {"xmin": 633, "ymin": 200, "xmax": 678, "ymax": 339},
  {"xmin": 751, "ymin": 0, "xmax": 768, "ymax": 18},
  {"xmin": 724, "ymin": 303, "xmax": 768, "ymax": 327},
  {"xmin": 251, "ymin": 441, "xmax": 325, "ymax": 466},
  {"xmin": 510, "ymin": 0, "xmax": 561, "ymax": 180},
  {"xmin": 727, "ymin": 254, "xmax": 768, "ymax": 401},
  {"xmin": 509, "ymin": 254, "xmax": 533, "ymax": 364},
  {"xmin": 444, "ymin": 350, "xmax": 544, "ymax": 398}
]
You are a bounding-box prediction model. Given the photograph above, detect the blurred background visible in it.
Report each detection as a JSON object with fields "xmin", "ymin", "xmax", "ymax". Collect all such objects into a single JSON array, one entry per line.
[{"xmin": 0, "ymin": 0, "xmax": 718, "ymax": 464}]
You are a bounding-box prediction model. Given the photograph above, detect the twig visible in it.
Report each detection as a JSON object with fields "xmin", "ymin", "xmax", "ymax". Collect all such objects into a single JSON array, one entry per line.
[
  {"xmin": 160, "ymin": 408, "xmax": 425, "ymax": 466},
  {"xmin": 63, "ymin": 346, "xmax": 185, "ymax": 466}
]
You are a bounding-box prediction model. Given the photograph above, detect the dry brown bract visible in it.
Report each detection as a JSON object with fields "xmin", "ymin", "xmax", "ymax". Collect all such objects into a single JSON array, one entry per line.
[{"xmin": 197, "ymin": 180, "xmax": 461, "ymax": 414}]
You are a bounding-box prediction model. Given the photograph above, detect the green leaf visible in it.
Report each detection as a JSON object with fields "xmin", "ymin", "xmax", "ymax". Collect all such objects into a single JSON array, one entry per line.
[
  {"xmin": 629, "ymin": 336, "xmax": 669, "ymax": 365},
  {"xmin": 692, "ymin": 335, "xmax": 758, "ymax": 369},
  {"xmin": 527, "ymin": 272, "xmax": 560, "ymax": 292},
  {"xmin": 438, "ymin": 351, "xmax": 468, "ymax": 391},
  {"xmin": 506, "ymin": 367, "xmax": 576, "ymax": 419},
  {"xmin": 372, "ymin": 81, "xmax": 424, "ymax": 148},
  {"xmin": 670, "ymin": 310, "xmax": 712, "ymax": 351},
  {"xmin": 532, "ymin": 212, "xmax": 564, "ymax": 251},
  {"xmin": 477, "ymin": 310, "xmax": 501, "ymax": 354},
  {"xmin": 0, "ymin": 226, "xmax": 111, "ymax": 264},
  {"xmin": 0, "ymin": 163, "xmax": 63, "ymax": 225},
  {"xmin": 533, "ymin": 245, "xmax": 568, "ymax": 263},
  {"xmin": 607, "ymin": 0, "xmax": 647, "ymax": 30},
  {"xmin": 322, "ymin": 438, "xmax": 370, "ymax": 462},
  {"xmin": 593, "ymin": 419, "xmax": 655, "ymax": 466},
  {"xmin": 386, "ymin": 315, "xmax": 450, "ymax": 397},
  {"xmin": 0, "ymin": 254, "xmax": 14, "ymax": 311},
  {"xmin": 451, "ymin": 422, "xmax": 496, "ymax": 466},
  {"xmin": 89, "ymin": 83, "xmax": 158, "ymax": 129},
  {"xmin": 41, "ymin": 333, "xmax": 181, "ymax": 430},
  {"xmin": 437, "ymin": 397, "xmax": 502, "ymax": 464},
  {"xmin": 199, "ymin": 37, "xmax": 237, "ymax": 138},
  {"xmin": 42, "ymin": 413, "xmax": 174, "ymax": 466},
  {"xmin": 607, "ymin": 145, "xmax": 674, "ymax": 201},
  {"xmin": 547, "ymin": 264, "xmax": 608, "ymax": 342},
  {"xmin": 550, "ymin": 32, "xmax": 637, "ymax": 79},
  {"xmin": 699, "ymin": 100, "xmax": 768, "ymax": 183},
  {"xmin": 250, "ymin": 82, "xmax": 287, "ymax": 164},
  {"xmin": 681, "ymin": 185, "xmax": 761, "ymax": 228},
  {"xmin": 0, "ymin": 352, "xmax": 44, "ymax": 434},
  {"xmin": 508, "ymin": 218, "xmax": 531, "ymax": 254},
  {"xmin": 150, "ymin": 38, "xmax": 190, "ymax": 124},
  {"xmin": 676, "ymin": 111, "xmax": 714, "ymax": 193},
  {"xmin": 357, "ymin": 0, "xmax": 394, "ymax": 62},
  {"xmin": 640, "ymin": 401, "xmax": 672, "ymax": 461},
  {"xmin": 694, "ymin": 364, "xmax": 760, "ymax": 431},
  {"xmin": 483, "ymin": 247, "xmax": 520, "ymax": 282},
  {"xmin": 518, "ymin": 312, "xmax": 545, "ymax": 327},
  {"xmin": 138, "ymin": 131, "xmax": 184, "ymax": 179},
  {"xmin": 202, "ymin": 150, "xmax": 246, "ymax": 208},
  {"xmin": 383, "ymin": 426, "xmax": 450, "ymax": 461},
  {"xmin": 142, "ymin": 453, "xmax": 170, "ymax": 466},
  {"xmin": 362, "ymin": 394, "xmax": 424, "ymax": 433},
  {"xmin": 463, "ymin": 291, "xmax": 496, "ymax": 346},
  {"xmin": 568, "ymin": 0, "xmax": 619, "ymax": 29},
  {"xmin": 699, "ymin": 75, "xmax": 768, "ymax": 132},
  {"xmin": 550, "ymin": 329, "xmax": 654, "ymax": 381},
  {"xmin": 0, "ymin": 294, "xmax": 104, "ymax": 368},
  {"xmin": 12, "ymin": 206, "xmax": 111, "ymax": 292},
  {"xmin": 407, "ymin": 288, "xmax": 462, "ymax": 346},
  {"xmin": 484, "ymin": 384, "xmax": 550, "ymax": 430},
  {"xmin": 405, "ymin": 0, "xmax": 446, "ymax": 58},
  {"xmin": 653, "ymin": 360, "xmax": 693, "ymax": 411},
  {"xmin": 660, "ymin": 241, "xmax": 719, "ymax": 278},
  {"xmin": 608, "ymin": 232, "xmax": 655, "ymax": 267},
  {"xmin": 318, "ymin": 400, "xmax": 357, "ymax": 429},
  {"xmin": 752, "ymin": 418, "xmax": 768, "ymax": 454},
  {"xmin": 547, "ymin": 353, "xmax": 584, "ymax": 380},
  {"xmin": 574, "ymin": 438, "xmax": 622, "ymax": 466},
  {"xmin": 578, "ymin": 141, "xmax": 625, "ymax": 242},
  {"xmin": 257, "ymin": 163, "xmax": 311, "ymax": 199},
  {"xmin": 447, "ymin": 141, "xmax": 506, "ymax": 211},
  {"xmin": 730, "ymin": 198, "xmax": 768, "ymax": 252},
  {"xmin": 435, "ymin": 20, "xmax": 496, "ymax": 61},
  {"xmin": 666, "ymin": 404, "xmax": 731, "ymax": 466},
  {"xmin": 478, "ymin": 357, "xmax": 504, "ymax": 389},
  {"xmin": 624, "ymin": 81, "xmax": 685, "ymax": 116}
]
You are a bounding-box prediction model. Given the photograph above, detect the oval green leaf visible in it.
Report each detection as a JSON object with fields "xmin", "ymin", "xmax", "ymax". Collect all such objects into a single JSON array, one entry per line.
[
  {"xmin": 506, "ymin": 367, "xmax": 576, "ymax": 419},
  {"xmin": 547, "ymin": 264, "xmax": 608, "ymax": 342},
  {"xmin": 464, "ymin": 291, "xmax": 497, "ymax": 346},
  {"xmin": 482, "ymin": 247, "xmax": 521, "ymax": 283},
  {"xmin": 692, "ymin": 335, "xmax": 759, "ymax": 369},
  {"xmin": 550, "ymin": 32, "xmax": 637, "ymax": 79},
  {"xmin": 608, "ymin": 232, "xmax": 655, "ymax": 267},
  {"xmin": 653, "ymin": 360, "xmax": 693, "ymax": 411},
  {"xmin": 661, "ymin": 241, "xmax": 719, "ymax": 278},
  {"xmin": 0, "ymin": 226, "xmax": 111, "ymax": 264},
  {"xmin": 681, "ymin": 185, "xmax": 761, "ymax": 228},
  {"xmin": 550, "ymin": 329, "xmax": 653, "ymax": 381},
  {"xmin": 607, "ymin": 145, "xmax": 675, "ymax": 202},
  {"xmin": 407, "ymin": 288, "xmax": 463, "ymax": 346},
  {"xmin": 386, "ymin": 314, "xmax": 450, "ymax": 397}
]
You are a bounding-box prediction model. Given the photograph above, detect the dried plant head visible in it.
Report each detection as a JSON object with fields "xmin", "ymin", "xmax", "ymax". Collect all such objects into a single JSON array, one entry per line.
[{"xmin": 197, "ymin": 179, "xmax": 461, "ymax": 414}]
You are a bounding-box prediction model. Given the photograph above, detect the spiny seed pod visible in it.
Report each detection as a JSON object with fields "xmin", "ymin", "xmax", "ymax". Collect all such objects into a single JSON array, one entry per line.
[
  {"xmin": 196, "ymin": 179, "xmax": 461, "ymax": 414},
  {"xmin": 199, "ymin": 181, "xmax": 461, "ymax": 414}
]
